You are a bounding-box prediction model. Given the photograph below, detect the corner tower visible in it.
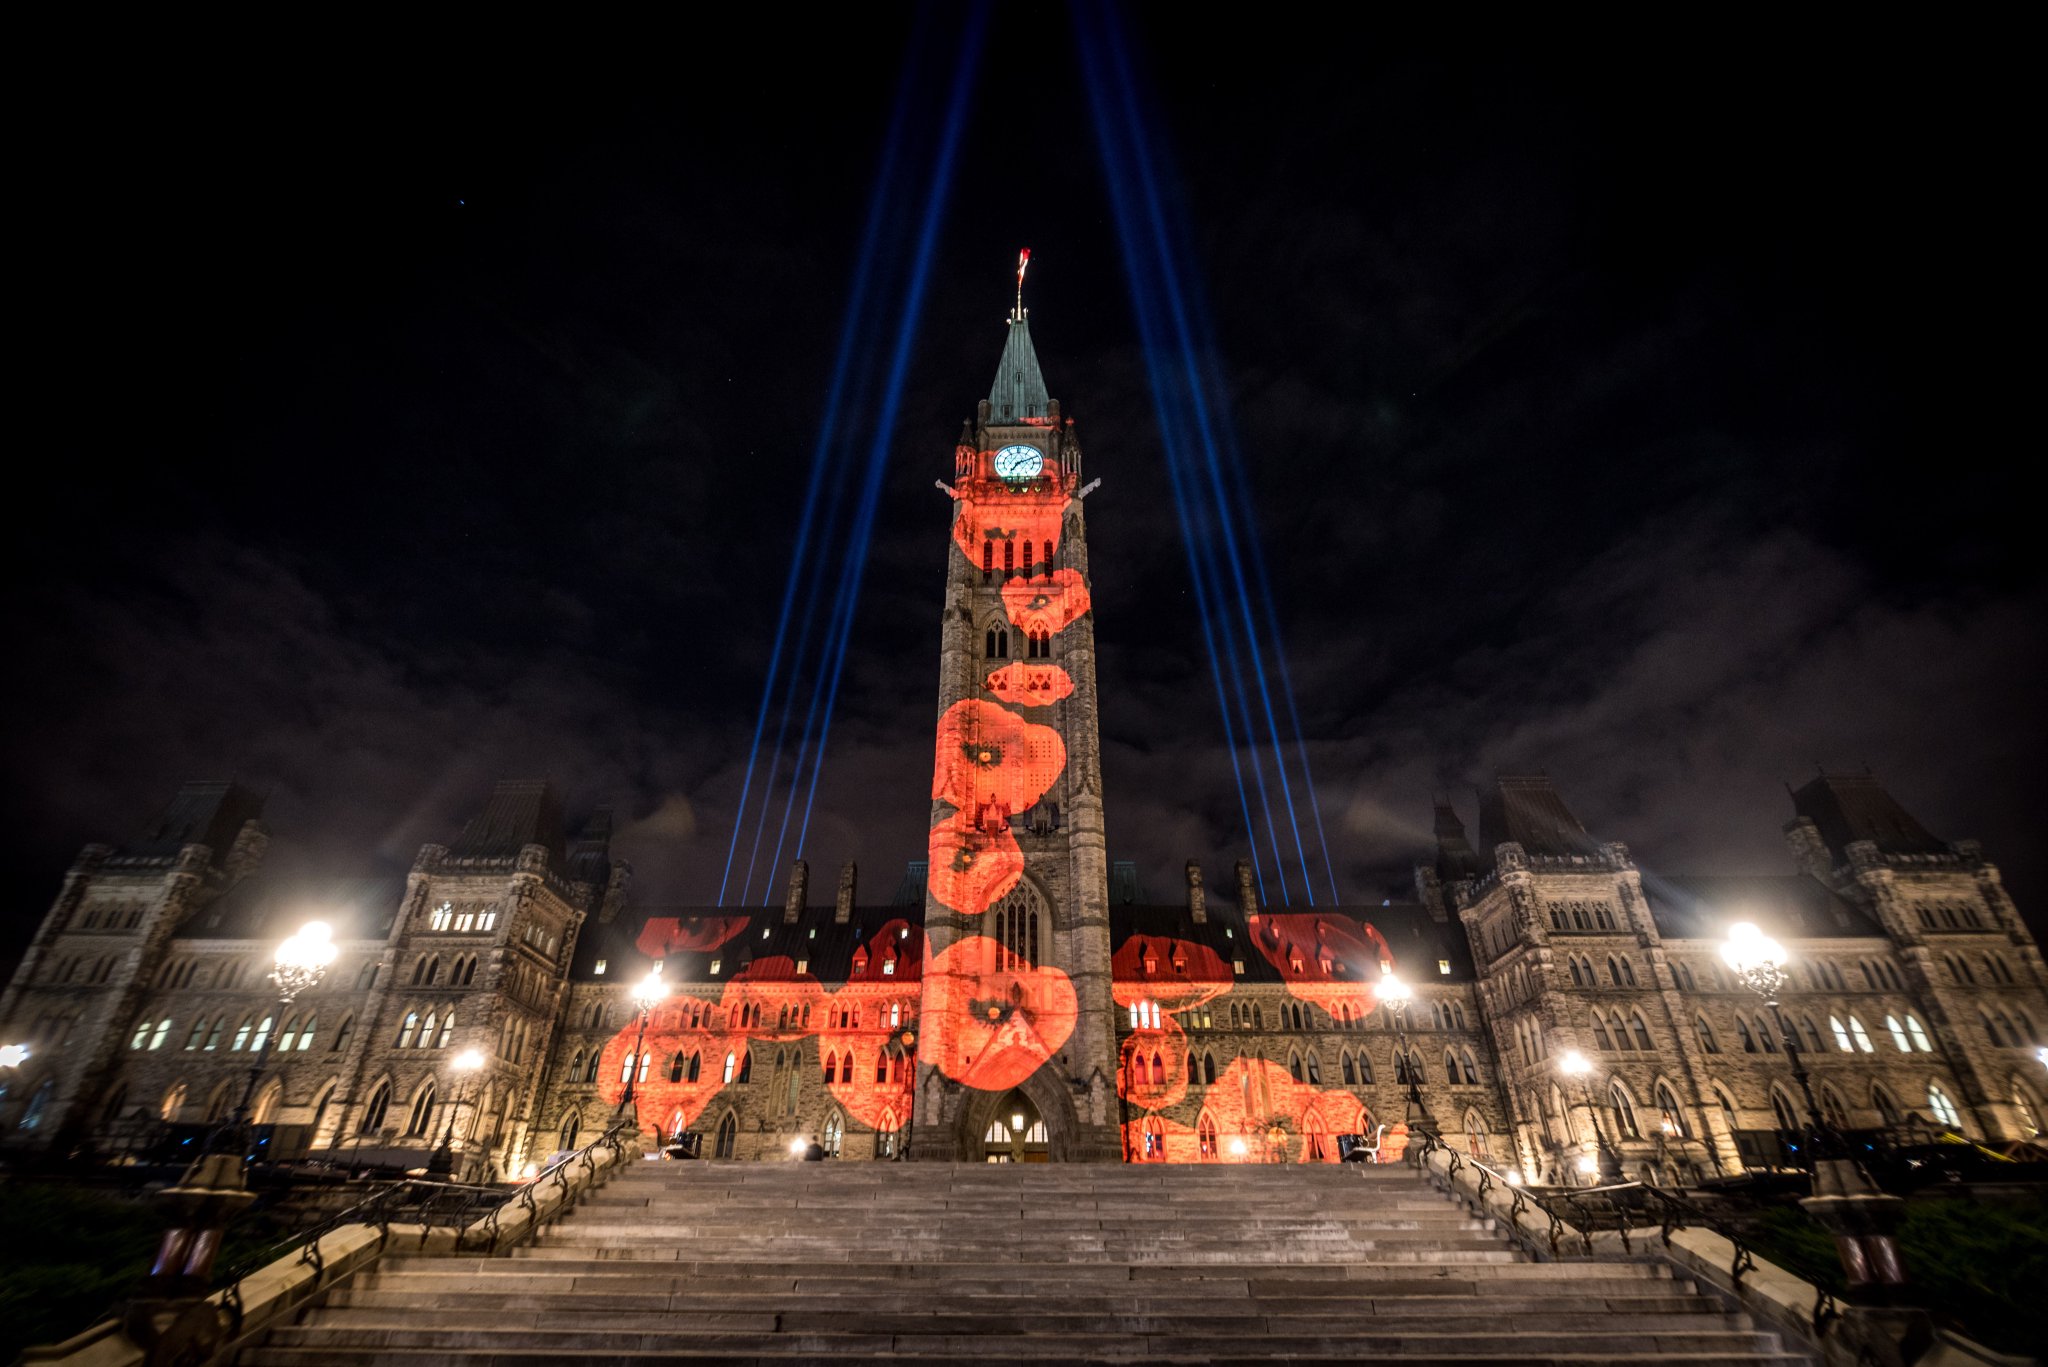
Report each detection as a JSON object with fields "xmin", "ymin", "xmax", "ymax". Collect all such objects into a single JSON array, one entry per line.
[{"xmin": 913, "ymin": 279, "xmax": 1120, "ymax": 1160}]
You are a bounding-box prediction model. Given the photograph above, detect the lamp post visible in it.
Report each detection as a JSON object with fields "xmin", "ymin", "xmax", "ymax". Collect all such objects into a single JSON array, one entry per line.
[
  {"xmin": 427, "ymin": 1048, "xmax": 486, "ymax": 1178},
  {"xmin": 231, "ymin": 921, "xmax": 338, "ymax": 1132},
  {"xmin": 1722, "ymin": 921, "xmax": 1912, "ymax": 1309},
  {"xmin": 122, "ymin": 921, "xmax": 336, "ymax": 1356},
  {"xmin": 615, "ymin": 968, "xmax": 668, "ymax": 1124},
  {"xmin": 1377, "ymin": 969, "xmax": 1435, "ymax": 1138},
  {"xmin": 1558, "ymin": 1049, "xmax": 1623, "ymax": 1184},
  {"xmin": 0, "ymin": 1044, "xmax": 25, "ymax": 1138},
  {"xmin": 1719, "ymin": 921, "xmax": 1831, "ymax": 1161}
]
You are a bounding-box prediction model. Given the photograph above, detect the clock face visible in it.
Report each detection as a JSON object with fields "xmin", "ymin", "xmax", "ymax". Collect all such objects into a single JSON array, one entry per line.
[{"xmin": 993, "ymin": 444, "xmax": 1044, "ymax": 480}]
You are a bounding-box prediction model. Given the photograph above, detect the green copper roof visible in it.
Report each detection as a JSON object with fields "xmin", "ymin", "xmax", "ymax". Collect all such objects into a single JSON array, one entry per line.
[{"xmin": 988, "ymin": 316, "xmax": 1049, "ymax": 424}]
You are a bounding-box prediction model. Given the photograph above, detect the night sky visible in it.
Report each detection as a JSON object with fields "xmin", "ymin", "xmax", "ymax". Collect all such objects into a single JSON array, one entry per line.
[{"xmin": 8, "ymin": 14, "xmax": 2040, "ymax": 954}]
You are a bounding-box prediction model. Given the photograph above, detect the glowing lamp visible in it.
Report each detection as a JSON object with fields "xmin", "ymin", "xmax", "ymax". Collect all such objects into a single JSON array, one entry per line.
[
  {"xmin": 452, "ymin": 1049, "xmax": 486, "ymax": 1074},
  {"xmin": 1228, "ymin": 1137, "xmax": 1248, "ymax": 1156},
  {"xmin": 630, "ymin": 969, "xmax": 669, "ymax": 1012},
  {"xmin": 1504, "ymin": 1170, "xmax": 1522, "ymax": 1186},
  {"xmin": 1721, "ymin": 921, "xmax": 1786, "ymax": 972},
  {"xmin": 790, "ymin": 1138, "xmax": 809, "ymax": 1157},
  {"xmin": 1577, "ymin": 1154, "xmax": 1598, "ymax": 1175},
  {"xmin": 1558, "ymin": 1049, "xmax": 1592, "ymax": 1079},
  {"xmin": 0, "ymin": 1043, "xmax": 28, "ymax": 1069},
  {"xmin": 271, "ymin": 920, "xmax": 338, "ymax": 999},
  {"xmin": 1376, "ymin": 969, "xmax": 1411, "ymax": 1005},
  {"xmin": 519, "ymin": 1163, "xmax": 538, "ymax": 1181}
]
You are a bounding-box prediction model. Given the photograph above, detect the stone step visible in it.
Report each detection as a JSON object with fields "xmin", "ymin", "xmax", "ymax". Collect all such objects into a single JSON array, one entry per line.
[
  {"xmin": 365, "ymin": 1265, "xmax": 1680, "ymax": 1296},
  {"xmin": 254, "ymin": 1162, "xmax": 1797, "ymax": 1365},
  {"xmin": 303, "ymin": 1305, "xmax": 1753, "ymax": 1337},
  {"xmin": 327, "ymin": 1287, "xmax": 1723, "ymax": 1317},
  {"xmin": 255, "ymin": 1325, "xmax": 1794, "ymax": 1357}
]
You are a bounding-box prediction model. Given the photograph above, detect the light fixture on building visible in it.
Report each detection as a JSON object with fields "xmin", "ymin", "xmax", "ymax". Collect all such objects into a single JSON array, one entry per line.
[
  {"xmin": 0, "ymin": 1043, "xmax": 28, "ymax": 1070},
  {"xmin": 1228, "ymin": 1137, "xmax": 1248, "ymax": 1156},
  {"xmin": 790, "ymin": 1137, "xmax": 809, "ymax": 1157}
]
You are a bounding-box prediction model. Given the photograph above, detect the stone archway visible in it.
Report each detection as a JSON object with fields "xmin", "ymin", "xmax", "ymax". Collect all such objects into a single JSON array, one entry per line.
[{"xmin": 959, "ymin": 1066, "xmax": 1083, "ymax": 1162}]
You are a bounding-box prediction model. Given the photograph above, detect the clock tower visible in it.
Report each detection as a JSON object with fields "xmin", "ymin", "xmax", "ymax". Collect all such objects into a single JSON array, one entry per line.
[{"xmin": 911, "ymin": 282, "xmax": 1121, "ymax": 1160}]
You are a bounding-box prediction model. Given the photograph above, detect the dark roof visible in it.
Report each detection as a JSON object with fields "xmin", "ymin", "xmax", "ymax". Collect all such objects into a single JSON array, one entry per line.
[
  {"xmin": 573, "ymin": 897, "xmax": 1475, "ymax": 990},
  {"xmin": 448, "ymin": 780, "xmax": 565, "ymax": 863},
  {"xmin": 988, "ymin": 316, "xmax": 1049, "ymax": 424},
  {"xmin": 122, "ymin": 781, "xmax": 265, "ymax": 862},
  {"xmin": 1478, "ymin": 775, "xmax": 1598, "ymax": 859},
  {"xmin": 180, "ymin": 876, "xmax": 406, "ymax": 942},
  {"xmin": 1791, "ymin": 773, "xmax": 1946, "ymax": 860},
  {"xmin": 571, "ymin": 904, "xmax": 925, "ymax": 989},
  {"xmin": 1110, "ymin": 900, "xmax": 1475, "ymax": 985},
  {"xmin": 1644, "ymin": 874, "xmax": 1883, "ymax": 941}
]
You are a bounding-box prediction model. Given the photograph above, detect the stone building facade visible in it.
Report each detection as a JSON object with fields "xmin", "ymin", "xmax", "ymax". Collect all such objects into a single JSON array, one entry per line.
[{"xmin": 3, "ymin": 317, "xmax": 2044, "ymax": 1180}]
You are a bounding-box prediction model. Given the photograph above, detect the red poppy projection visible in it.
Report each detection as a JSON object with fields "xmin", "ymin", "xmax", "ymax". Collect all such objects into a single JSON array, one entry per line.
[
  {"xmin": 982, "ymin": 662, "xmax": 1074, "ymax": 707},
  {"xmin": 919, "ymin": 935, "xmax": 1078, "ymax": 1093},
  {"xmin": 1247, "ymin": 912, "xmax": 1397, "ymax": 1020},
  {"xmin": 1001, "ymin": 569, "xmax": 1091, "ymax": 637},
  {"xmin": 595, "ymin": 927, "xmax": 925, "ymax": 1137},
  {"xmin": 1123, "ymin": 1055, "xmax": 1376, "ymax": 1164},
  {"xmin": 635, "ymin": 914, "xmax": 749, "ymax": 959}
]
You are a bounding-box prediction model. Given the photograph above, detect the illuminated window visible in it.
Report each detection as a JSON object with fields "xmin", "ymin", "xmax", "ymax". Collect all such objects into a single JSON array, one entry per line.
[
  {"xmin": 1610, "ymin": 1082, "xmax": 1640, "ymax": 1138},
  {"xmin": 1438, "ymin": 959, "xmax": 1451, "ymax": 975},
  {"xmin": 594, "ymin": 960, "xmax": 607, "ymax": 975},
  {"xmin": 1927, "ymin": 1083, "xmax": 1961, "ymax": 1129},
  {"xmin": 1905, "ymin": 1015, "xmax": 1931, "ymax": 1051},
  {"xmin": 430, "ymin": 902, "xmax": 453, "ymax": 931},
  {"xmin": 1830, "ymin": 1016, "xmax": 1852, "ymax": 1051},
  {"xmin": 1886, "ymin": 1015, "xmax": 1910, "ymax": 1052},
  {"xmin": 1197, "ymin": 1113, "xmax": 1218, "ymax": 1160},
  {"xmin": 722, "ymin": 1051, "xmax": 736, "ymax": 1084},
  {"xmin": 1847, "ymin": 1016, "xmax": 1873, "ymax": 1053}
]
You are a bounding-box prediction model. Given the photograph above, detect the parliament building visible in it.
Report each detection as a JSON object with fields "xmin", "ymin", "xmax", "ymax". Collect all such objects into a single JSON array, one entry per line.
[{"xmin": 3, "ymin": 311, "xmax": 2044, "ymax": 1183}]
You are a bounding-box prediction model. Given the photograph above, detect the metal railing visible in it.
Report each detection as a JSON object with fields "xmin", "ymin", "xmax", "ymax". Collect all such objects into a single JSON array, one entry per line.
[{"xmin": 1402, "ymin": 1130, "xmax": 1844, "ymax": 1338}]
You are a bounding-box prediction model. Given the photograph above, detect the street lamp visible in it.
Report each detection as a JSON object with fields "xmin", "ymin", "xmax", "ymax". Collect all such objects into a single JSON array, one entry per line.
[
  {"xmin": 1377, "ymin": 969, "xmax": 1434, "ymax": 1137},
  {"xmin": 428, "ymin": 1049, "xmax": 487, "ymax": 1178},
  {"xmin": 0, "ymin": 1043, "xmax": 27, "ymax": 1070},
  {"xmin": 231, "ymin": 921, "xmax": 338, "ymax": 1132},
  {"xmin": 1722, "ymin": 920, "xmax": 1911, "ymax": 1305},
  {"xmin": 1558, "ymin": 1049, "xmax": 1623, "ymax": 1183},
  {"xmin": 616, "ymin": 967, "xmax": 668, "ymax": 1123},
  {"xmin": 1720, "ymin": 921, "xmax": 1831, "ymax": 1161}
]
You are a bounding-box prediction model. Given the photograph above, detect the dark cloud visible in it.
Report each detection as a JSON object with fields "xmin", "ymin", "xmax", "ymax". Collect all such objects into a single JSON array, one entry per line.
[{"xmin": 6, "ymin": 16, "xmax": 2040, "ymax": 952}]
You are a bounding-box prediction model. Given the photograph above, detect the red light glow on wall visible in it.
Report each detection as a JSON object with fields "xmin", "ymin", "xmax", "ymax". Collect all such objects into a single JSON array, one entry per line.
[{"xmin": 982, "ymin": 662, "xmax": 1074, "ymax": 706}]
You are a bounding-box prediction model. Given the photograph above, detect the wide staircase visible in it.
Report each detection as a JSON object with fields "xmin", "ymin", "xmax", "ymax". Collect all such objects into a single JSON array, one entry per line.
[{"xmin": 247, "ymin": 1161, "xmax": 1807, "ymax": 1364}]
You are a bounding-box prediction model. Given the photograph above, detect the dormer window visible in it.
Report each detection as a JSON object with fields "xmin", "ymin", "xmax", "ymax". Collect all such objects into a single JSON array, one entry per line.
[
  {"xmin": 1290, "ymin": 954, "xmax": 1306, "ymax": 974},
  {"xmin": 796, "ymin": 958, "xmax": 808, "ymax": 975},
  {"xmin": 709, "ymin": 959, "xmax": 722, "ymax": 975},
  {"xmin": 1143, "ymin": 954, "xmax": 1158, "ymax": 975},
  {"xmin": 1438, "ymin": 959, "xmax": 1452, "ymax": 975},
  {"xmin": 882, "ymin": 960, "xmax": 895, "ymax": 976},
  {"xmin": 594, "ymin": 960, "xmax": 607, "ymax": 975},
  {"xmin": 761, "ymin": 927, "xmax": 771, "ymax": 939}
]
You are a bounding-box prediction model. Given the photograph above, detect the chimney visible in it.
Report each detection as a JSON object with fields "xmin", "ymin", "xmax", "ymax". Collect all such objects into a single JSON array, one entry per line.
[
  {"xmin": 836, "ymin": 861, "xmax": 857, "ymax": 925},
  {"xmin": 1234, "ymin": 859, "xmax": 1259, "ymax": 919},
  {"xmin": 1186, "ymin": 861, "xmax": 1207, "ymax": 923},
  {"xmin": 222, "ymin": 819, "xmax": 270, "ymax": 885},
  {"xmin": 783, "ymin": 859, "xmax": 808, "ymax": 925}
]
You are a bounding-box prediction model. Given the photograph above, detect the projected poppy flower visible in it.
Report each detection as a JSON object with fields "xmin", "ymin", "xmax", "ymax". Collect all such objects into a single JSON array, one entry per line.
[
  {"xmin": 719, "ymin": 958, "xmax": 826, "ymax": 1041},
  {"xmin": 949, "ymin": 489, "xmax": 1069, "ymax": 567},
  {"xmin": 596, "ymin": 1023, "xmax": 734, "ymax": 1132},
  {"xmin": 635, "ymin": 914, "xmax": 750, "ymax": 959},
  {"xmin": 1110, "ymin": 935, "xmax": 1234, "ymax": 1014},
  {"xmin": 1249, "ymin": 913, "xmax": 1397, "ymax": 1020},
  {"xmin": 921, "ymin": 935, "xmax": 1077, "ymax": 1092},
  {"xmin": 1118, "ymin": 1015, "xmax": 1188, "ymax": 1110},
  {"xmin": 931, "ymin": 699, "xmax": 1067, "ymax": 814},
  {"xmin": 983, "ymin": 662, "xmax": 1074, "ymax": 707},
  {"xmin": 926, "ymin": 813, "xmax": 1024, "ymax": 917},
  {"xmin": 1186, "ymin": 1055, "xmax": 1364, "ymax": 1162},
  {"xmin": 818, "ymin": 1021, "xmax": 918, "ymax": 1130},
  {"xmin": 1002, "ymin": 569, "xmax": 1091, "ymax": 636}
]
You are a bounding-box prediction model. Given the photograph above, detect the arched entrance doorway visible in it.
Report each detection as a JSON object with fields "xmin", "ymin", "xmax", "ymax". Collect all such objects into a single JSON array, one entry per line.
[{"xmin": 980, "ymin": 1090, "xmax": 1050, "ymax": 1163}]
